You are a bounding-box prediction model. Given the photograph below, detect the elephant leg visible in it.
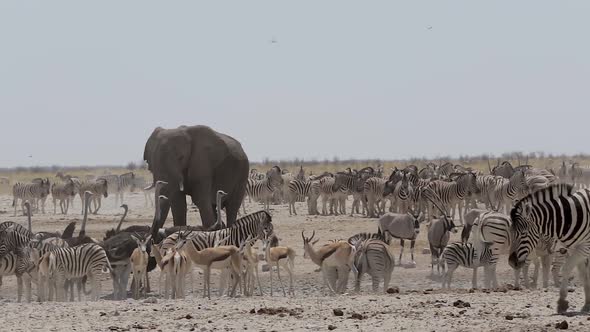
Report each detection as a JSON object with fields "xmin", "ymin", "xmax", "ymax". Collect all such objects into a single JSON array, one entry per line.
[
  {"xmin": 225, "ymin": 192, "xmax": 243, "ymax": 227},
  {"xmin": 169, "ymin": 190, "xmax": 188, "ymax": 227},
  {"xmin": 193, "ymin": 187, "xmax": 215, "ymax": 229}
]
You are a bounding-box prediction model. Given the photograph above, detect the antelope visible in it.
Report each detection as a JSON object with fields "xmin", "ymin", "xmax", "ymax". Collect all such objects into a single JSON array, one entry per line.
[
  {"xmin": 262, "ymin": 234, "xmax": 296, "ymax": 296},
  {"xmin": 130, "ymin": 234, "xmax": 151, "ymax": 299},
  {"xmin": 174, "ymin": 231, "xmax": 242, "ymax": 299},
  {"xmin": 302, "ymin": 230, "xmax": 354, "ymax": 294}
]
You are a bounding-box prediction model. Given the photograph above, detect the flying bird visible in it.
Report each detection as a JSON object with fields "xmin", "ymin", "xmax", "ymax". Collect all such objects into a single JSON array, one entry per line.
[
  {"xmin": 270, "ymin": 36, "xmax": 278, "ymax": 44},
  {"xmin": 427, "ymin": 26, "xmax": 433, "ymax": 30}
]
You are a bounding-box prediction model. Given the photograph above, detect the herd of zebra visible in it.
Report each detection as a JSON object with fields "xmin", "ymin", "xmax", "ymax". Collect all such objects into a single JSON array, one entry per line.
[
  {"xmin": 1, "ymin": 159, "xmax": 590, "ymax": 314},
  {"xmin": 8, "ymin": 171, "xmax": 154, "ymax": 217}
]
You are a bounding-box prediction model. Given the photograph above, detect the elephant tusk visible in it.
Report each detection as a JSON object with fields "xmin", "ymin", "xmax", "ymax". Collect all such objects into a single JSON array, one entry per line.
[{"xmin": 144, "ymin": 183, "xmax": 155, "ymax": 191}]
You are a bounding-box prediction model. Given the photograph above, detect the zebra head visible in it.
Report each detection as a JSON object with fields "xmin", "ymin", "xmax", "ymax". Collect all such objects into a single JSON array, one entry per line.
[
  {"xmin": 508, "ymin": 199, "xmax": 537, "ymax": 269},
  {"xmin": 383, "ymin": 168, "xmax": 402, "ymax": 196}
]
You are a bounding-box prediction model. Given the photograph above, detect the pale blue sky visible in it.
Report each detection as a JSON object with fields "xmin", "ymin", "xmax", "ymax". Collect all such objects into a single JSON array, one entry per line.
[{"xmin": 1, "ymin": 1, "xmax": 589, "ymax": 167}]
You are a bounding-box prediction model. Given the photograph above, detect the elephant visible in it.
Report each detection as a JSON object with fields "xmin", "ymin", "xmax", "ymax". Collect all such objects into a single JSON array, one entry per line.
[{"xmin": 143, "ymin": 125, "xmax": 249, "ymax": 232}]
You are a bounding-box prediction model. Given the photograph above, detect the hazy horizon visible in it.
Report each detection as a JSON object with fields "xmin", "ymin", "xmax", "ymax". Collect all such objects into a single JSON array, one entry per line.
[{"xmin": 1, "ymin": 1, "xmax": 589, "ymax": 168}]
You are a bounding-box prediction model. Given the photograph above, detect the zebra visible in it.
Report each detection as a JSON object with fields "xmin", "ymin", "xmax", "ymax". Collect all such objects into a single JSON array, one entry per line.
[
  {"xmin": 570, "ymin": 163, "xmax": 590, "ymax": 188},
  {"xmin": 286, "ymin": 179, "xmax": 320, "ymax": 216},
  {"xmin": 98, "ymin": 172, "xmax": 135, "ymax": 205},
  {"xmin": 131, "ymin": 175, "xmax": 154, "ymax": 207},
  {"xmin": 347, "ymin": 231, "xmax": 391, "ymax": 247},
  {"xmin": 436, "ymin": 162, "xmax": 455, "ymax": 180},
  {"xmin": 426, "ymin": 172, "xmax": 479, "ymax": 223},
  {"xmin": 51, "ymin": 178, "xmax": 77, "ymax": 214},
  {"xmin": 12, "ymin": 179, "xmax": 51, "ymax": 216},
  {"xmin": 363, "ymin": 177, "xmax": 388, "ymax": 218},
  {"xmin": 43, "ymin": 243, "xmax": 111, "ymax": 301},
  {"xmin": 469, "ymin": 210, "xmax": 519, "ymax": 289},
  {"xmin": 352, "ymin": 239, "xmax": 395, "ymax": 293},
  {"xmin": 473, "ymin": 174, "xmax": 505, "ymax": 209},
  {"xmin": 508, "ymin": 184, "xmax": 590, "ymax": 314},
  {"xmin": 440, "ymin": 241, "xmax": 495, "ymax": 289},
  {"xmin": 0, "ymin": 249, "xmax": 36, "ymax": 302},
  {"xmin": 0, "ymin": 222, "xmax": 34, "ymax": 259},
  {"xmin": 78, "ymin": 179, "xmax": 108, "ymax": 214},
  {"xmin": 390, "ymin": 170, "xmax": 415, "ymax": 214},
  {"xmin": 243, "ymin": 166, "xmax": 283, "ymax": 213},
  {"xmin": 491, "ymin": 169, "xmax": 529, "ymax": 214}
]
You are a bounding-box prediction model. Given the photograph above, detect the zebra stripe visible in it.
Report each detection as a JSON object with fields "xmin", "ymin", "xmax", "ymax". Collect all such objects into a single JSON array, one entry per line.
[
  {"xmin": 78, "ymin": 179, "xmax": 108, "ymax": 214},
  {"xmin": 508, "ymin": 184, "xmax": 590, "ymax": 313},
  {"xmin": 491, "ymin": 170, "xmax": 529, "ymax": 214},
  {"xmin": 0, "ymin": 222, "xmax": 33, "ymax": 258}
]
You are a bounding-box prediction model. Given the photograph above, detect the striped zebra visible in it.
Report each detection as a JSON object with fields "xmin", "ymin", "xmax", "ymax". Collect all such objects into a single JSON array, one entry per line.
[
  {"xmin": 98, "ymin": 172, "xmax": 135, "ymax": 205},
  {"xmin": 0, "ymin": 222, "xmax": 33, "ymax": 259},
  {"xmin": 473, "ymin": 174, "xmax": 505, "ymax": 209},
  {"xmin": 41, "ymin": 243, "xmax": 111, "ymax": 301},
  {"xmin": 390, "ymin": 171, "xmax": 415, "ymax": 214},
  {"xmin": 161, "ymin": 210, "xmax": 274, "ymax": 253},
  {"xmin": 440, "ymin": 242, "xmax": 495, "ymax": 289},
  {"xmin": 51, "ymin": 179, "xmax": 77, "ymax": 215},
  {"xmin": 78, "ymin": 179, "xmax": 108, "ymax": 214},
  {"xmin": 426, "ymin": 172, "xmax": 479, "ymax": 223},
  {"xmin": 131, "ymin": 175, "xmax": 154, "ymax": 207},
  {"xmin": 286, "ymin": 179, "xmax": 320, "ymax": 216},
  {"xmin": 352, "ymin": 239, "xmax": 395, "ymax": 293},
  {"xmin": 436, "ymin": 162, "xmax": 455, "ymax": 180},
  {"xmin": 363, "ymin": 177, "xmax": 388, "ymax": 218},
  {"xmin": 404, "ymin": 170, "xmax": 433, "ymax": 217},
  {"xmin": 491, "ymin": 169, "xmax": 529, "ymax": 214},
  {"xmin": 318, "ymin": 175, "xmax": 344, "ymax": 215},
  {"xmin": 508, "ymin": 184, "xmax": 590, "ymax": 314},
  {"xmin": 469, "ymin": 211, "xmax": 518, "ymax": 289},
  {"xmin": 243, "ymin": 166, "xmax": 283, "ymax": 213},
  {"xmin": 0, "ymin": 250, "xmax": 36, "ymax": 302},
  {"xmin": 12, "ymin": 179, "xmax": 51, "ymax": 216}
]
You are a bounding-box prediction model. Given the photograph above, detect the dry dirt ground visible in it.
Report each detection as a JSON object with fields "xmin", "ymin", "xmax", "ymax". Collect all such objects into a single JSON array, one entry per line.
[{"xmin": 0, "ymin": 193, "xmax": 589, "ymax": 331}]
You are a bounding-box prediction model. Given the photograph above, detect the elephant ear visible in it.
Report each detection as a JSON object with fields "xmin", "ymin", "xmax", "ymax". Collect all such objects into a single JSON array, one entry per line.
[{"xmin": 144, "ymin": 127, "xmax": 164, "ymax": 168}]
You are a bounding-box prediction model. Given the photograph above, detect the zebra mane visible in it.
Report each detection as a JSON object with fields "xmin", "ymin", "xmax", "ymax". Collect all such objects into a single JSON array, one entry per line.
[{"xmin": 510, "ymin": 183, "xmax": 575, "ymax": 229}]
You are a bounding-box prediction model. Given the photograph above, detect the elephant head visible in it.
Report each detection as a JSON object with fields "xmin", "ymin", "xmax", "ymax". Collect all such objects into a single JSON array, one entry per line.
[{"xmin": 144, "ymin": 127, "xmax": 192, "ymax": 193}]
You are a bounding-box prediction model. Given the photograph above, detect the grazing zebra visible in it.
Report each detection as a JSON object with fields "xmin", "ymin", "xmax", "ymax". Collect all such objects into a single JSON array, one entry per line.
[
  {"xmin": 363, "ymin": 177, "xmax": 388, "ymax": 218},
  {"xmin": 427, "ymin": 215, "xmax": 458, "ymax": 276},
  {"xmin": 491, "ymin": 169, "xmax": 529, "ymax": 214},
  {"xmin": 79, "ymin": 179, "xmax": 108, "ymax": 214},
  {"xmin": 286, "ymin": 179, "xmax": 320, "ymax": 216},
  {"xmin": 243, "ymin": 166, "xmax": 283, "ymax": 213},
  {"xmin": 51, "ymin": 179, "xmax": 77, "ymax": 215},
  {"xmin": 348, "ymin": 231, "xmax": 391, "ymax": 247},
  {"xmin": 352, "ymin": 239, "xmax": 395, "ymax": 293},
  {"xmin": 12, "ymin": 179, "xmax": 51, "ymax": 216},
  {"xmin": 440, "ymin": 242, "xmax": 495, "ymax": 289},
  {"xmin": 426, "ymin": 172, "xmax": 479, "ymax": 223},
  {"xmin": 42, "ymin": 243, "xmax": 111, "ymax": 301},
  {"xmin": 508, "ymin": 184, "xmax": 590, "ymax": 314}
]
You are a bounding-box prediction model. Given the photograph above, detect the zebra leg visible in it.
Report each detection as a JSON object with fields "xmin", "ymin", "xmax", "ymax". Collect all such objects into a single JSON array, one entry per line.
[
  {"xmin": 53, "ymin": 198, "xmax": 57, "ymax": 214},
  {"xmin": 371, "ymin": 275, "xmax": 380, "ymax": 293},
  {"xmin": 579, "ymin": 262, "xmax": 590, "ymax": 312},
  {"xmin": 410, "ymin": 240, "xmax": 416, "ymax": 265},
  {"xmin": 17, "ymin": 275, "xmax": 23, "ymax": 302},
  {"xmin": 557, "ymin": 252, "xmax": 587, "ymax": 314},
  {"xmin": 398, "ymin": 239, "xmax": 405, "ymax": 266},
  {"xmin": 541, "ymin": 255, "xmax": 551, "ymax": 288}
]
